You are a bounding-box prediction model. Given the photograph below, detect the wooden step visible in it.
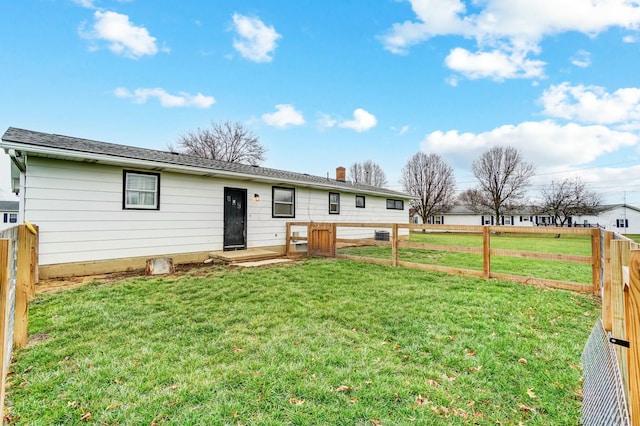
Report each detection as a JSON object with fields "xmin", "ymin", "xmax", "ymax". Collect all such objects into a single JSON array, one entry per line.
[{"xmin": 209, "ymin": 248, "xmax": 282, "ymax": 264}]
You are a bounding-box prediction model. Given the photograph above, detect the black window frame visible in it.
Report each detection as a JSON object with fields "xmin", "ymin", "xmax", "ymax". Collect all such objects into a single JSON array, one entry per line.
[
  {"xmin": 122, "ymin": 170, "xmax": 161, "ymax": 210},
  {"xmin": 329, "ymin": 192, "xmax": 340, "ymax": 214},
  {"xmin": 355, "ymin": 195, "xmax": 365, "ymax": 208},
  {"xmin": 386, "ymin": 199, "xmax": 404, "ymax": 210},
  {"xmin": 616, "ymin": 218, "xmax": 629, "ymax": 228},
  {"xmin": 272, "ymin": 186, "xmax": 296, "ymax": 218},
  {"xmin": 8, "ymin": 213, "xmax": 17, "ymax": 223}
]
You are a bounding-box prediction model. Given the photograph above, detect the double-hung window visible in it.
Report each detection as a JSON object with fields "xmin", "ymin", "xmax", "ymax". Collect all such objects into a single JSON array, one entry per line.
[
  {"xmin": 9, "ymin": 213, "xmax": 17, "ymax": 223},
  {"xmin": 616, "ymin": 218, "xmax": 629, "ymax": 228},
  {"xmin": 355, "ymin": 195, "xmax": 365, "ymax": 208},
  {"xmin": 386, "ymin": 199, "xmax": 404, "ymax": 210},
  {"xmin": 329, "ymin": 192, "xmax": 340, "ymax": 214},
  {"xmin": 273, "ymin": 186, "xmax": 295, "ymax": 218},
  {"xmin": 427, "ymin": 215, "xmax": 443, "ymax": 224},
  {"xmin": 123, "ymin": 170, "xmax": 160, "ymax": 210}
]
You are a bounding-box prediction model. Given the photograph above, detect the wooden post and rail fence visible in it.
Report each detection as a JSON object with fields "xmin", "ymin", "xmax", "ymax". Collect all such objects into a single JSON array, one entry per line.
[
  {"xmin": 0, "ymin": 221, "xmax": 637, "ymax": 420},
  {"xmin": 0, "ymin": 224, "xmax": 38, "ymax": 415},
  {"xmin": 287, "ymin": 221, "xmax": 639, "ymax": 423},
  {"xmin": 287, "ymin": 222, "xmax": 599, "ymax": 292}
]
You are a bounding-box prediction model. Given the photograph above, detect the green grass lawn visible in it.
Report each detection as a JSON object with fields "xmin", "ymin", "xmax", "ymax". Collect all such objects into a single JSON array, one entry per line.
[
  {"xmin": 408, "ymin": 231, "xmax": 593, "ymax": 256},
  {"xmin": 9, "ymin": 259, "xmax": 599, "ymax": 425},
  {"xmin": 340, "ymin": 232, "xmax": 594, "ymax": 284}
]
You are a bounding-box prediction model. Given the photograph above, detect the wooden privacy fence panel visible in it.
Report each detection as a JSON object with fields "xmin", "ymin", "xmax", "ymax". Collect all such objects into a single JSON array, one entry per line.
[
  {"xmin": 626, "ymin": 250, "xmax": 640, "ymax": 425},
  {"xmin": 584, "ymin": 233, "xmax": 640, "ymax": 426},
  {"xmin": 308, "ymin": 223, "xmax": 336, "ymax": 257},
  {"xmin": 0, "ymin": 238, "xmax": 12, "ymax": 417}
]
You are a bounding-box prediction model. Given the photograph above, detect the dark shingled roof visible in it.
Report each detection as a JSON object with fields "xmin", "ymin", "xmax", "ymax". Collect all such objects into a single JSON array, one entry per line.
[
  {"xmin": 0, "ymin": 201, "xmax": 18, "ymax": 212},
  {"xmin": 2, "ymin": 127, "xmax": 411, "ymax": 198}
]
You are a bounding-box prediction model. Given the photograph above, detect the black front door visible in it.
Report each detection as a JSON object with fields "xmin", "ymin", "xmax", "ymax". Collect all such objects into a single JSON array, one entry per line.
[{"xmin": 224, "ymin": 187, "xmax": 247, "ymax": 250}]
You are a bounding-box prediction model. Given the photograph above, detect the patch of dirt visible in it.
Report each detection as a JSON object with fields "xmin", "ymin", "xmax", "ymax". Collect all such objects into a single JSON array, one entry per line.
[
  {"xmin": 26, "ymin": 333, "xmax": 50, "ymax": 347},
  {"xmin": 35, "ymin": 261, "xmax": 225, "ymax": 294}
]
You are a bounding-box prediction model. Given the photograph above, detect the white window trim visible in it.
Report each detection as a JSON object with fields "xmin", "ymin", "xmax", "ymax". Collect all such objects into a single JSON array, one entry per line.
[
  {"xmin": 329, "ymin": 192, "xmax": 340, "ymax": 214},
  {"xmin": 123, "ymin": 170, "xmax": 160, "ymax": 210}
]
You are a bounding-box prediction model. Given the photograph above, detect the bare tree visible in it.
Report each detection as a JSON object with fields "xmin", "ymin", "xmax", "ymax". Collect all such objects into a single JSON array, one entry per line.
[
  {"xmin": 458, "ymin": 189, "xmax": 488, "ymax": 213},
  {"xmin": 471, "ymin": 146, "xmax": 535, "ymax": 224},
  {"xmin": 172, "ymin": 121, "xmax": 266, "ymax": 165},
  {"xmin": 537, "ymin": 177, "xmax": 602, "ymax": 226},
  {"xmin": 401, "ymin": 152, "xmax": 456, "ymax": 224},
  {"xmin": 348, "ymin": 160, "xmax": 388, "ymax": 187}
]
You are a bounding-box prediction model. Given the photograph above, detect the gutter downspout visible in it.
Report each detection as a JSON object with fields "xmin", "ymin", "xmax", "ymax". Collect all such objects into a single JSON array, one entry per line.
[{"xmin": 7, "ymin": 149, "xmax": 26, "ymax": 223}]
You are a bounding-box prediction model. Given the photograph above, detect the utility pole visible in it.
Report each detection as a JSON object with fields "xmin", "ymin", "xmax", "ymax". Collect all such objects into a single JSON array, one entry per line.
[{"xmin": 624, "ymin": 191, "xmax": 628, "ymax": 234}]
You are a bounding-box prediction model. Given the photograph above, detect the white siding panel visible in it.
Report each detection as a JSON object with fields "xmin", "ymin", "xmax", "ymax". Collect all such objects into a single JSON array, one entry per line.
[
  {"xmin": 26, "ymin": 158, "xmax": 225, "ymax": 265},
  {"xmin": 26, "ymin": 157, "xmax": 411, "ymax": 265}
]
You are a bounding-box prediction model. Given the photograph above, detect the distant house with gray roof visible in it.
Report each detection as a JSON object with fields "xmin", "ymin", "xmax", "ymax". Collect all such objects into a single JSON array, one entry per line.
[
  {"xmin": 572, "ymin": 204, "xmax": 640, "ymax": 234},
  {"xmin": 0, "ymin": 200, "xmax": 18, "ymax": 231},
  {"xmin": 1, "ymin": 127, "xmax": 411, "ymax": 278},
  {"xmin": 409, "ymin": 203, "xmax": 640, "ymax": 234},
  {"xmin": 409, "ymin": 204, "xmax": 542, "ymax": 226}
]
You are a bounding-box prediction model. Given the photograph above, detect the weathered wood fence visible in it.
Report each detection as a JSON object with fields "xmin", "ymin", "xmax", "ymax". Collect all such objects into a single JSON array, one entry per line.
[{"xmin": 0, "ymin": 224, "xmax": 38, "ymax": 414}]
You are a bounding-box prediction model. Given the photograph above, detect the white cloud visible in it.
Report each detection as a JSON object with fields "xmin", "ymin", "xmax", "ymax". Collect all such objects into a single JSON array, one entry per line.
[
  {"xmin": 420, "ymin": 120, "xmax": 639, "ymax": 170},
  {"xmin": 72, "ymin": 0, "xmax": 98, "ymax": 8},
  {"xmin": 399, "ymin": 125, "xmax": 409, "ymax": 135},
  {"xmin": 114, "ymin": 87, "xmax": 215, "ymax": 108},
  {"xmin": 316, "ymin": 113, "xmax": 338, "ymax": 130},
  {"xmin": 540, "ymin": 82, "xmax": 640, "ymax": 125},
  {"xmin": 570, "ymin": 49, "xmax": 591, "ymax": 68},
  {"xmin": 445, "ymin": 47, "xmax": 545, "ymax": 80},
  {"xmin": 380, "ymin": 0, "xmax": 472, "ymax": 55},
  {"xmin": 262, "ymin": 104, "xmax": 305, "ymax": 128},
  {"xmin": 623, "ymin": 34, "xmax": 638, "ymax": 43},
  {"xmin": 381, "ymin": 0, "xmax": 640, "ymax": 80},
  {"xmin": 231, "ymin": 13, "xmax": 281, "ymax": 63},
  {"xmin": 339, "ymin": 108, "xmax": 378, "ymax": 132},
  {"xmin": 80, "ymin": 11, "xmax": 159, "ymax": 59}
]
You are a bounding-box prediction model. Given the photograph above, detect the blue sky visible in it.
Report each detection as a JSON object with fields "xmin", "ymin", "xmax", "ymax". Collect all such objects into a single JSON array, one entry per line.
[{"xmin": 2, "ymin": 0, "xmax": 640, "ymax": 205}]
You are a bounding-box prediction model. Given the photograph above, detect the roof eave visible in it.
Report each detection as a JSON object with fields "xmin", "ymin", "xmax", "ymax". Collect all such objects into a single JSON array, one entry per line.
[{"xmin": 1, "ymin": 141, "xmax": 411, "ymax": 199}]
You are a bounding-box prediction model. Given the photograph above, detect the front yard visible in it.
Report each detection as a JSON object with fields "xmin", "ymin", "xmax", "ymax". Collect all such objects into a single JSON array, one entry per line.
[{"xmin": 8, "ymin": 259, "xmax": 599, "ymax": 425}]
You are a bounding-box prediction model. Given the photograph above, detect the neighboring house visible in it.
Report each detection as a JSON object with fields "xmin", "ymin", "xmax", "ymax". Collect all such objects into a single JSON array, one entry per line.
[
  {"xmin": 1, "ymin": 128, "xmax": 412, "ymax": 277},
  {"xmin": 409, "ymin": 203, "xmax": 640, "ymax": 234},
  {"xmin": 573, "ymin": 204, "xmax": 640, "ymax": 234},
  {"xmin": 0, "ymin": 200, "xmax": 18, "ymax": 231},
  {"xmin": 410, "ymin": 205, "xmax": 544, "ymax": 227}
]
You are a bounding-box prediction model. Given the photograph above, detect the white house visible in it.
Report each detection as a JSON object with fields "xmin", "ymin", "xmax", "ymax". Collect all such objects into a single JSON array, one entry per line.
[
  {"xmin": 410, "ymin": 203, "xmax": 640, "ymax": 234},
  {"xmin": 573, "ymin": 204, "xmax": 640, "ymax": 234},
  {"xmin": 0, "ymin": 200, "xmax": 18, "ymax": 231},
  {"xmin": 1, "ymin": 127, "xmax": 412, "ymax": 277},
  {"xmin": 410, "ymin": 205, "xmax": 544, "ymax": 227}
]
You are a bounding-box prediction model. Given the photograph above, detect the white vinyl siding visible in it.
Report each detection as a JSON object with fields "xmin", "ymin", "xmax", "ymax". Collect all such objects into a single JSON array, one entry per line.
[
  {"xmin": 24, "ymin": 158, "xmax": 220, "ymax": 265},
  {"xmin": 24, "ymin": 157, "xmax": 411, "ymax": 266}
]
